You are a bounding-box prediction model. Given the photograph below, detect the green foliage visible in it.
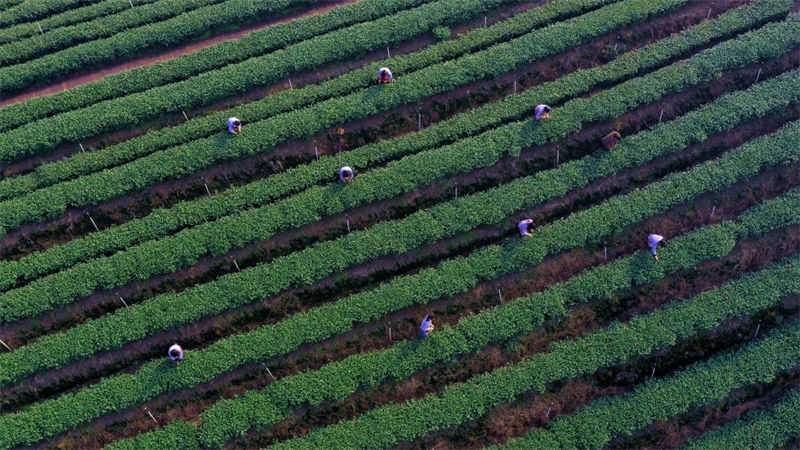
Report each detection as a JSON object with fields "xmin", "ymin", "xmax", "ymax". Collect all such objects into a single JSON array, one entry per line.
[
  {"xmin": 1, "ymin": 1, "xmax": 794, "ymax": 240},
  {"xmin": 0, "ymin": 0, "xmax": 92, "ymax": 27},
  {"xmin": 0, "ymin": 0, "xmax": 231, "ymax": 65},
  {"xmin": 497, "ymin": 322, "xmax": 800, "ymax": 449},
  {"xmin": 0, "ymin": 1, "xmax": 787, "ymax": 298},
  {"xmin": 682, "ymin": 389, "xmax": 800, "ymax": 450},
  {"xmin": 113, "ymin": 197, "xmax": 793, "ymax": 449},
  {"xmin": 0, "ymin": 0, "xmax": 685, "ymax": 164},
  {"xmin": 0, "ymin": 0, "xmax": 502, "ymax": 136},
  {"xmin": 433, "ymin": 24, "xmax": 451, "ymax": 40},
  {"xmin": 1, "ymin": 118, "xmax": 797, "ymax": 447},
  {"xmin": 0, "ymin": 0, "xmax": 162, "ymax": 45},
  {"xmin": 272, "ymin": 261, "xmax": 800, "ymax": 449},
  {"xmin": 0, "ymin": 0, "xmax": 625, "ymax": 199},
  {"xmin": 2, "ymin": 25, "xmax": 798, "ymax": 324}
]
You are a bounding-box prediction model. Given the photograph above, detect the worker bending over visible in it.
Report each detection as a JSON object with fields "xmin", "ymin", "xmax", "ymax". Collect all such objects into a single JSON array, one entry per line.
[
  {"xmin": 518, "ymin": 219, "xmax": 534, "ymax": 237},
  {"xmin": 227, "ymin": 117, "xmax": 242, "ymax": 134},
  {"xmin": 339, "ymin": 166, "xmax": 355, "ymax": 183},
  {"xmin": 534, "ymin": 104, "xmax": 551, "ymax": 120},
  {"xmin": 378, "ymin": 67, "xmax": 393, "ymax": 83},
  {"xmin": 648, "ymin": 233, "xmax": 666, "ymax": 260},
  {"xmin": 420, "ymin": 314, "xmax": 435, "ymax": 338},
  {"xmin": 602, "ymin": 131, "xmax": 621, "ymax": 150},
  {"xmin": 168, "ymin": 343, "xmax": 184, "ymax": 364}
]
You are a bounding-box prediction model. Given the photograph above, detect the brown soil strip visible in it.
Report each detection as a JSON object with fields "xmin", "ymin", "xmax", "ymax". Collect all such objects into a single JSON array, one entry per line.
[{"xmin": 0, "ymin": 1, "xmax": 358, "ymax": 108}]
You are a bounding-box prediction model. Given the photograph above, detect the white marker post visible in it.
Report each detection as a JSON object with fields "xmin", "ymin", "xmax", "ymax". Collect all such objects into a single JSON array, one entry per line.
[
  {"xmin": 116, "ymin": 293, "xmax": 128, "ymax": 307},
  {"xmin": 754, "ymin": 67, "xmax": 762, "ymax": 84},
  {"xmin": 202, "ymin": 177, "xmax": 211, "ymax": 196},
  {"xmin": 144, "ymin": 408, "xmax": 159, "ymax": 425},
  {"xmin": 0, "ymin": 338, "xmax": 12, "ymax": 352},
  {"xmin": 232, "ymin": 258, "xmax": 241, "ymax": 272},
  {"xmin": 79, "ymin": 143, "xmax": 86, "ymax": 153},
  {"xmin": 86, "ymin": 213, "xmax": 100, "ymax": 232},
  {"xmin": 182, "ymin": 110, "xmax": 189, "ymax": 121},
  {"xmin": 37, "ymin": 22, "xmax": 44, "ymax": 35}
]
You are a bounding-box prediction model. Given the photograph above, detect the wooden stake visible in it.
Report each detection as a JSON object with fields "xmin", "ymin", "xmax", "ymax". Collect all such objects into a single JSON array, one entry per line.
[
  {"xmin": 754, "ymin": 67, "xmax": 762, "ymax": 84},
  {"xmin": 314, "ymin": 145, "xmax": 319, "ymax": 160},
  {"xmin": 753, "ymin": 323, "xmax": 761, "ymax": 339},
  {"xmin": 144, "ymin": 408, "xmax": 159, "ymax": 425},
  {"xmin": 388, "ymin": 326, "xmax": 392, "ymax": 342},
  {"xmin": 37, "ymin": 22, "xmax": 44, "ymax": 35},
  {"xmin": 604, "ymin": 246, "xmax": 607, "ymax": 260},
  {"xmin": 232, "ymin": 258, "xmax": 241, "ymax": 272},
  {"xmin": 498, "ymin": 288, "xmax": 503, "ymax": 303},
  {"xmin": 0, "ymin": 338, "xmax": 12, "ymax": 352},
  {"xmin": 556, "ymin": 148, "xmax": 560, "ymax": 166},
  {"xmin": 513, "ymin": 80, "xmax": 517, "ymax": 93},
  {"xmin": 651, "ymin": 365, "xmax": 656, "ymax": 379},
  {"xmin": 613, "ymin": 43, "xmax": 618, "ymax": 52},
  {"xmin": 454, "ymin": 182, "xmax": 458, "ymax": 198},
  {"xmin": 346, "ymin": 219, "xmax": 351, "ymax": 233},
  {"xmin": 86, "ymin": 213, "xmax": 100, "ymax": 232},
  {"xmin": 546, "ymin": 404, "xmax": 553, "ymax": 418},
  {"xmin": 182, "ymin": 110, "xmax": 189, "ymax": 121},
  {"xmin": 707, "ymin": 7, "xmax": 712, "ymax": 20},
  {"xmin": 658, "ymin": 109, "xmax": 665, "ymax": 124},
  {"xmin": 387, "ymin": 47, "xmax": 390, "ymax": 58},
  {"xmin": 202, "ymin": 177, "xmax": 211, "ymax": 196},
  {"xmin": 79, "ymin": 143, "xmax": 86, "ymax": 153},
  {"xmin": 710, "ymin": 205, "xmax": 716, "ymax": 219},
  {"xmin": 288, "ymin": 78, "xmax": 293, "ymax": 89},
  {"xmin": 263, "ymin": 364, "xmax": 276, "ymax": 380},
  {"xmin": 130, "ymin": 0, "xmax": 135, "ymax": 7},
  {"xmin": 116, "ymin": 293, "xmax": 128, "ymax": 307},
  {"xmin": 484, "ymin": 16, "xmax": 487, "ymax": 27},
  {"xmin": 418, "ymin": 112, "xmax": 421, "ymax": 130}
]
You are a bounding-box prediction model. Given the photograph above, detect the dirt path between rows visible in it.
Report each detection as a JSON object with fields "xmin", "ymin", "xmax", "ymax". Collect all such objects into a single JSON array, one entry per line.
[{"xmin": 0, "ymin": 0, "xmax": 356, "ymax": 108}]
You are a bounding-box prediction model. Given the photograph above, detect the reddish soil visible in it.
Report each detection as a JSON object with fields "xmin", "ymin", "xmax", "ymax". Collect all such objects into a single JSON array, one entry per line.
[
  {"xmin": 0, "ymin": 1, "xmax": 358, "ymax": 108},
  {"xmin": 0, "ymin": 0, "xmax": 754, "ymax": 264}
]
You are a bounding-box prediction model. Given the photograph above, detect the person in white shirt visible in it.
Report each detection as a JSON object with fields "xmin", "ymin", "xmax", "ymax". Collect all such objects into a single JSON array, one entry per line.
[
  {"xmin": 339, "ymin": 166, "xmax": 355, "ymax": 183},
  {"xmin": 518, "ymin": 219, "xmax": 534, "ymax": 237},
  {"xmin": 534, "ymin": 104, "xmax": 551, "ymax": 120},
  {"xmin": 378, "ymin": 67, "xmax": 393, "ymax": 83},
  {"xmin": 168, "ymin": 343, "xmax": 184, "ymax": 364},
  {"xmin": 648, "ymin": 233, "xmax": 666, "ymax": 260},
  {"xmin": 227, "ymin": 117, "xmax": 242, "ymax": 134}
]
